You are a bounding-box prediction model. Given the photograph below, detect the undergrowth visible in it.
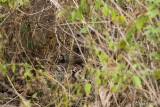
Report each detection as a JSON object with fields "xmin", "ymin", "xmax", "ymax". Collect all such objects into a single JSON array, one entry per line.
[{"xmin": 0, "ymin": 0, "xmax": 160, "ymax": 107}]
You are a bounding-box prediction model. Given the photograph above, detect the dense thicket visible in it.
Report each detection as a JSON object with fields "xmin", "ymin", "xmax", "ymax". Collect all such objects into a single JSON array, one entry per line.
[{"xmin": 0, "ymin": 0, "xmax": 160, "ymax": 106}]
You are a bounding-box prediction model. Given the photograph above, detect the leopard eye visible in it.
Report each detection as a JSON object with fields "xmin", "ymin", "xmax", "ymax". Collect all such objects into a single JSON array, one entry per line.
[{"xmin": 49, "ymin": 37, "xmax": 53, "ymax": 40}]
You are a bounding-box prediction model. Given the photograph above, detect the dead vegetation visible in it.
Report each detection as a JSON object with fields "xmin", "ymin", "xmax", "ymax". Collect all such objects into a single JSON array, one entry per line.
[{"xmin": 0, "ymin": 0, "xmax": 160, "ymax": 107}]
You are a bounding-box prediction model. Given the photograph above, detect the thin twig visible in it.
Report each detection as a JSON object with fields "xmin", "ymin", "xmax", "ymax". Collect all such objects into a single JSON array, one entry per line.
[{"xmin": 6, "ymin": 74, "xmax": 30, "ymax": 107}]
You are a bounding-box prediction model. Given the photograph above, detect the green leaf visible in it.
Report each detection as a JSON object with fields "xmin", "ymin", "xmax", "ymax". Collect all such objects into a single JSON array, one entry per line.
[
  {"xmin": 115, "ymin": 64, "xmax": 122, "ymax": 71},
  {"xmin": 116, "ymin": 15, "xmax": 125, "ymax": 24},
  {"xmin": 99, "ymin": 53, "xmax": 108, "ymax": 64},
  {"xmin": 89, "ymin": 68, "xmax": 94, "ymax": 75},
  {"xmin": 135, "ymin": 19, "xmax": 143, "ymax": 31},
  {"xmin": 56, "ymin": 10, "xmax": 65, "ymax": 18},
  {"xmin": 135, "ymin": 16, "xmax": 148, "ymax": 31},
  {"xmin": 8, "ymin": 0, "xmax": 13, "ymax": 7},
  {"xmin": 147, "ymin": 9, "xmax": 159, "ymax": 18},
  {"xmin": 147, "ymin": 4, "xmax": 154, "ymax": 10},
  {"xmin": 143, "ymin": 29, "xmax": 152, "ymax": 35},
  {"xmin": 95, "ymin": 70, "xmax": 101, "ymax": 77},
  {"xmin": 110, "ymin": 84, "xmax": 118, "ymax": 92},
  {"xmin": 0, "ymin": 65, "xmax": 6, "ymax": 76},
  {"xmin": 154, "ymin": 28, "xmax": 160, "ymax": 33},
  {"xmin": 95, "ymin": 0, "xmax": 101, "ymax": 9},
  {"xmin": 132, "ymin": 64, "xmax": 137, "ymax": 70},
  {"xmin": 150, "ymin": 52, "xmax": 158, "ymax": 60},
  {"xmin": 102, "ymin": 6, "xmax": 109, "ymax": 17},
  {"xmin": 25, "ymin": 0, "xmax": 29, "ymax": 5},
  {"xmin": 76, "ymin": 85, "xmax": 81, "ymax": 95},
  {"xmin": 1, "ymin": 0, "xmax": 7, "ymax": 2},
  {"xmin": 118, "ymin": 0, "xmax": 123, "ymax": 4},
  {"xmin": 148, "ymin": 104, "xmax": 153, "ymax": 107},
  {"xmin": 153, "ymin": 70, "xmax": 160, "ymax": 80},
  {"xmin": 25, "ymin": 67, "xmax": 31, "ymax": 72},
  {"xmin": 132, "ymin": 75, "xmax": 142, "ymax": 88},
  {"xmin": 80, "ymin": 28, "xmax": 87, "ymax": 33},
  {"xmin": 114, "ymin": 75, "xmax": 122, "ymax": 83},
  {"xmin": 119, "ymin": 39, "xmax": 126, "ymax": 49},
  {"xmin": 111, "ymin": 10, "xmax": 117, "ymax": 21},
  {"xmin": 84, "ymin": 83, "xmax": 91, "ymax": 96},
  {"xmin": 102, "ymin": 79, "xmax": 108, "ymax": 86},
  {"xmin": 94, "ymin": 48, "xmax": 100, "ymax": 57},
  {"xmin": 77, "ymin": 7, "xmax": 82, "ymax": 21},
  {"xmin": 24, "ymin": 67, "xmax": 31, "ymax": 78},
  {"xmin": 32, "ymin": 92, "xmax": 37, "ymax": 98},
  {"xmin": 18, "ymin": 0, "xmax": 23, "ymax": 5},
  {"xmin": 157, "ymin": 20, "xmax": 160, "ymax": 26},
  {"xmin": 80, "ymin": 0, "xmax": 84, "ymax": 6},
  {"xmin": 84, "ymin": 4, "xmax": 89, "ymax": 15},
  {"xmin": 95, "ymin": 77, "xmax": 101, "ymax": 85},
  {"xmin": 108, "ymin": 42, "xmax": 114, "ymax": 49},
  {"xmin": 125, "ymin": 27, "xmax": 135, "ymax": 45},
  {"xmin": 97, "ymin": 23, "xmax": 102, "ymax": 31},
  {"xmin": 71, "ymin": 11, "xmax": 77, "ymax": 22},
  {"xmin": 11, "ymin": 64, "xmax": 16, "ymax": 73},
  {"xmin": 147, "ymin": 35, "xmax": 157, "ymax": 41}
]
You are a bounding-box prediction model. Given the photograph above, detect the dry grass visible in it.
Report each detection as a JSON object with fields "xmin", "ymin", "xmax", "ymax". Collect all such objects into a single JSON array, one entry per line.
[{"xmin": 0, "ymin": 0, "xmax": 160, "ymax": 106}]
